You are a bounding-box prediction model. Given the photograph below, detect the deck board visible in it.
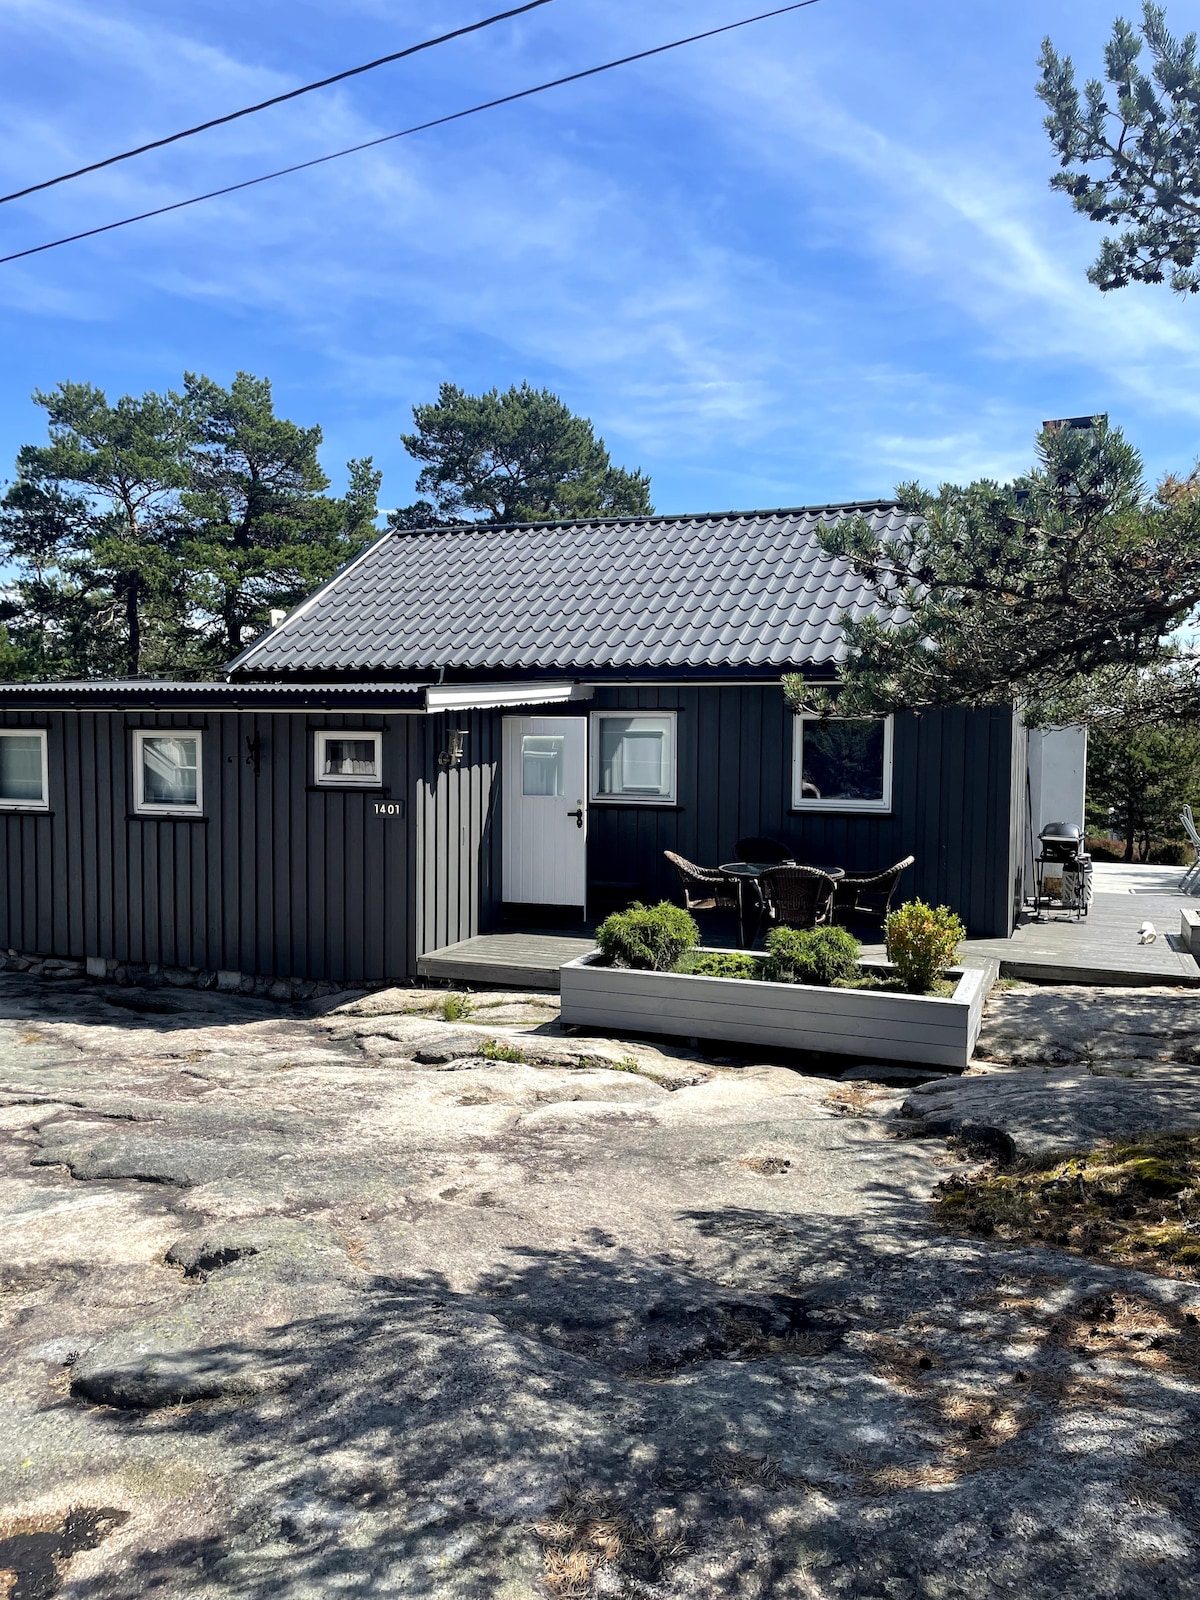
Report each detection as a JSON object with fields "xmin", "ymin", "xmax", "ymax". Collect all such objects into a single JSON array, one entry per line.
[
  {"xmin": 418, "ymin": 884, "xmax": 1200, "ymax": 992},
  {"xmin": 418, "ymin": 931, "xmax": 596, "ymax": 990}
]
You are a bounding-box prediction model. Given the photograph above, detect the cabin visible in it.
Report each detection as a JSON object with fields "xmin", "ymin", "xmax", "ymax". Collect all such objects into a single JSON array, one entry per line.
[{"xmin": 0, "ymin": 504, "xmax": 1073, "ymax": 990}]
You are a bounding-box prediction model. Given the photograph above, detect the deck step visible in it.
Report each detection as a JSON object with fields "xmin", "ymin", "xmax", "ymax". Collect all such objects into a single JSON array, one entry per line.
[{"xmin": 418, "ymin": 931, "xmax": 596, "ymax": 992}]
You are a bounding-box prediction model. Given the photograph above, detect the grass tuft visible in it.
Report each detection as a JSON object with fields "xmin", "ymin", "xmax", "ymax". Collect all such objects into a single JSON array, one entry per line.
[
  {"xmin": 480, "ymin": 1038, "xmax": 525, "ymax": 1063},
  {"xmin": 533, "ymin": 1489, "xmax": 684, "ymax": 1598},
  {"xmin": 439, "ymin": 992, "xmax": 474, "ymax": 1022}
]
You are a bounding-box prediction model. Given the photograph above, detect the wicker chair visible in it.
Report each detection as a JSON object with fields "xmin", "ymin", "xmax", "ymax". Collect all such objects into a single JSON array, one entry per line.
[
  {"xmin": 663, "ymin": 851, "xmax": 740, "ymax": 913},
  {"xmin": 757, "ymin": 864, "xmax": 837, "ymax": 933},
  {"xmin": 734, "ymin": 836, "xmax": 793, "ymax": 864},
  {"xmin": 831, "ymin": 856, "xmax": 915, "ymax": 926}
]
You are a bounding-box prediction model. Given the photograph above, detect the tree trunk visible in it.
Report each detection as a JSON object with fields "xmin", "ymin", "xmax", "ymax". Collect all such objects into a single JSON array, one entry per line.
[{"xmin": 126, "ymin": 575, "xmax": 140, "ymax": 677}]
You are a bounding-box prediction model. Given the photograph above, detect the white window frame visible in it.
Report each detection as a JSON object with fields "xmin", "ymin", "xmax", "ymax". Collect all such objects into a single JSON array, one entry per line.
[
  {"xmin": 133, "ymin": 729, "xmax": 204, "ymax": 816},
  {"xmin": 791, "ymin": 714, "xmax": 894, "ymax": 813},
  {"xmin": 589, "ymin": 710, "xmax": 677, "ymax": 805},
  {"xmin": 314, "ymin": 729, "xmax": 383, "ymax": 788},
  {"xmin": 0, "ymin": 728, "xmax": 49, "ymax": 811}
]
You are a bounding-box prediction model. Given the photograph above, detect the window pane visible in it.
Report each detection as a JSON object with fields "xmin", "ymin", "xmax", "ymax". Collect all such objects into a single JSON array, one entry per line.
[
  {"xmin": 801, "ymin": 720, "xmax": 885, "ymax": 802},
  {"xmin": 323, "ymin": 737, "xmax": 377, "ymax": 777},
  {"xmin": 522, "ymin": 735, "xmax": 564, "ymax": 797},
  {"xmin": 142, "ymin": 736, "xmax": 198, "ymax": 806},
  {"xmin": 598, "ymin": 717, "xmax": 670, "ymax": 796},
  {"xmin": 0, "ymin": 735, "xmax": 43, "ymax": 802}
]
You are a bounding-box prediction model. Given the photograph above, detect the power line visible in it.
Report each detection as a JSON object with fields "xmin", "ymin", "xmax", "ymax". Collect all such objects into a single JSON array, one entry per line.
[
  {"xmin": 0, "ymin": 1, "xmax": 822, "ymax": 267},
  {"xmin": 0, "ymin": 0, "xmax": 556, "ymax": 208}
]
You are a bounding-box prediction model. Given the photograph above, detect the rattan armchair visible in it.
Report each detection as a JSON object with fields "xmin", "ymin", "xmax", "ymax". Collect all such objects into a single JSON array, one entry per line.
[
  {"xmin": 734, "ymin": 836, "xmax": 793, "ymax": 864},
  {"xmin": 831, "ymin": 856, "xmax": 915, "ymax": 926},
  {"xmin": 663, "ymin": 851, "xmax": 740, "ymax": 913},
  {"xmin": 757, "ymin": 864, "xmax": 837, "ymax": 932}
]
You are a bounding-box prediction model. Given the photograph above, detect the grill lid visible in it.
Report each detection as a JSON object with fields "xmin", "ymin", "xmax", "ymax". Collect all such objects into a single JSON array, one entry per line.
[{"xmin": 1038, "ymin": 821, "xmax": 1082, "ymax": 842}]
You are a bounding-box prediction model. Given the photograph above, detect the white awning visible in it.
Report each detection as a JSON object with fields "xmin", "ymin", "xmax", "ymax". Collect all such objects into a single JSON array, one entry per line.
[{"xmin": 423, "ymin": 681, "xmax": 595, "ymax": 713}]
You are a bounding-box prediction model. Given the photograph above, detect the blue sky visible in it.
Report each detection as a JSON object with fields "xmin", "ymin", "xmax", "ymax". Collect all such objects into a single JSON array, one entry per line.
[{"xmin": 2, "ymin": 0, "xmax": 1199, "ymax": 515}]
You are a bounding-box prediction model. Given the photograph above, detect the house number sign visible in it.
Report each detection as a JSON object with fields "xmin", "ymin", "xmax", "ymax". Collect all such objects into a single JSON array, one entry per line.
[{"xmin": 374, "ymin": 802, "xmax": 404, "ymax": 817}]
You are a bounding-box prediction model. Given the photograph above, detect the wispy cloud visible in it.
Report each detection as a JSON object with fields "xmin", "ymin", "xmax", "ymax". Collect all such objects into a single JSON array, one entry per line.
[{"xmin": 0, "ymin": 0, "xmax": 1196, "ymax": 509}]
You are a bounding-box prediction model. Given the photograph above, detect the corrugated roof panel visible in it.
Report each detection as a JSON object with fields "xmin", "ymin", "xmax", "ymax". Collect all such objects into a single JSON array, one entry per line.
[{"xmin": 228, "ymin": 504, "xmax": 909, "ymax": 677}]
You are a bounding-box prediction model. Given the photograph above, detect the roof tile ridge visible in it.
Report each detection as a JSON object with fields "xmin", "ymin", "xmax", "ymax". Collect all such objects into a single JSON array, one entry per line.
[{"xmin": 405, "ymin": 500, "xmax": 904, "ymax": 537}]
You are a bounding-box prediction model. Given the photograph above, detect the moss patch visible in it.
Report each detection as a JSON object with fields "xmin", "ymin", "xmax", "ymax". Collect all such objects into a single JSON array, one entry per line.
[
  {"xmin": 934, "ymin": 1133, "xmax": 1200, "ymax": 1279},
  {"xmin": 673, "ymin": 953, "xmax": 956, "ymax": 996},
  {"xmin": 839, "ymin": 974, "xmax": 957, "ymax": 997}
]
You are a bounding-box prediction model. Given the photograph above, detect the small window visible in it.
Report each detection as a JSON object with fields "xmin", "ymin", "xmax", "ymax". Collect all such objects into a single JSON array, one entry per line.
[
  {"xmin": 590, "ymin": 712, "xmax": 676, "ymax": 803},
  {"xmin": 792, "ymin": 715, "xmax": 893, "ymax": 812},
  {"xmin": 522, "ymin": 734, "xmax": 564, "ymax": 797},
  {"xmin": 314, "ymin": 730, "xmax": 382, "ymax": 787},
  {"xmin": 0, "ymin": 730, "xmax": 48, "ymax": 810},
  {"xmin": 134, "ymin": 731, "xmax": 202, "ymax": 814}
]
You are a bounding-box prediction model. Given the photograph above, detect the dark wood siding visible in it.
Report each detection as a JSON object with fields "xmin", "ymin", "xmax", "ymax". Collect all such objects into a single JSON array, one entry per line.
[
  {"xmin": 585, "ymin": 687, "xmax": 1018, "ymax": 937},
  {"xmin": 410, "ymin": 709, "xmax": 503, "ymax": 958},
  {"xmin": 0, "ymin": 709, "xmax": 417, "ymax": 982},
  {"xmin": 0, "ymin": 686, "xmax": 1020, "ymax": 980}
]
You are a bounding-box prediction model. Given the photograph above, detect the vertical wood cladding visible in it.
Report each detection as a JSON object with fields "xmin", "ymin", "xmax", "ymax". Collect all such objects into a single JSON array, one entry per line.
[
  {"xmin": 585, "ymin": 686, "xmax": 1018, "ymax": 937},
  {"xmin": 0, "ymin": 685, "xmax": 1019, "ymax": 977},
  {"xmin": 411, "ymin": 709, "xmax": 503, "ymax": 959},
  {"xmin": 0, "ymin": 709, "xmax": 418, "ymax": 982}
]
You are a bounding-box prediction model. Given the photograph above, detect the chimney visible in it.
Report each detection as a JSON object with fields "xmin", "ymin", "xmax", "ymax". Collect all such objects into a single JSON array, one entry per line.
[{"xmin": 1042, "ymin": 414, "xmax": 1107, "ymax": 434}]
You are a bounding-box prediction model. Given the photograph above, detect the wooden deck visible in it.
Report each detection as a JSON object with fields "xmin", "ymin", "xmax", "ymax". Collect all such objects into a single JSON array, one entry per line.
[
  {"xmin": 418, "ymin": 931, "xmax": 597, "ymax": 990},
  {"xmin": 860, "ymin": 889, "xmax": 1200, "ymax": 988},
  {"xmin": 418, "ymin": 888, "xmax": 1200, "ymax": 992}
]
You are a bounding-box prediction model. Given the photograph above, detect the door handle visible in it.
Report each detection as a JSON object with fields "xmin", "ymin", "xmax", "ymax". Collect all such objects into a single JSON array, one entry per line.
[{"xmin": 567, "ymin": 806, "xmax": 584, "ymax": 829}]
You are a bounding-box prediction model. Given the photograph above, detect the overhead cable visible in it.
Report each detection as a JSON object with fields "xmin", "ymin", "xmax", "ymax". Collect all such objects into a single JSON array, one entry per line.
[
  {"xmin": 0, "ymin": 1, "xmax": 822, "ymax": 267},
  {"xmin": 0, "ymin": 0, "xmax": 556, "ymax": 207}
]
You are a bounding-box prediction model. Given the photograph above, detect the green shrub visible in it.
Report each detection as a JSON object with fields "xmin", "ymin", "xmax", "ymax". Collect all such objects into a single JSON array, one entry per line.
[
  {"xmin": 884, "ymin": 900, "xmax": 964, "ymax": 994},
  {"xmin": 1149, "ymin": 840, "xmax": 1189, "ymax": 866},
  {"xmin": 595, "ymin": 901, "xmax": 698, "ymax": 971},
  {"xmin": 764, "ymin": 925, "xmax": 860, "ymax": 987},
  {"xmin": 1084, "ymin": 836, "xmax": 1125, "ymax": 862},
  {"xmin": 682, "ymin": 951, "xmax": 762, "ymax": 980},
  {"xmin": 440, "ymin": 992, "xmax": 474, "ymax": 1021}
]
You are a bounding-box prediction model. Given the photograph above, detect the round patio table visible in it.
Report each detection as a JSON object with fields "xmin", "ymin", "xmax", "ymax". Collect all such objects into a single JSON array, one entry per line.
[{"xmin": 719, "ymin": 861, "xmax": 846, "ymax": 948}]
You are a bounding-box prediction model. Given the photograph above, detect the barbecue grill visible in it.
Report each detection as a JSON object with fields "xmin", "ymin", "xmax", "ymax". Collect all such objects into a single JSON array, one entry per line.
[{"xmin": 1033, "ymin": 821, "xmax": 1092, "ymax": 920}]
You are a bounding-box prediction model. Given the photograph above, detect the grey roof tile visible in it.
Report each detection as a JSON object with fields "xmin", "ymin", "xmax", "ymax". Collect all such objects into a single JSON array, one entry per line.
[{"xmin": 228, "ymin": 503, "xmax": 905, "ymax": 677}]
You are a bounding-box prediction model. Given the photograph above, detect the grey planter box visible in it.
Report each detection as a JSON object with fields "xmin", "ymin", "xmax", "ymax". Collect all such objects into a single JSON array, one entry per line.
[{"xmin": 559, "ymin": 952, "xmax": 990, "ymax": 1071}]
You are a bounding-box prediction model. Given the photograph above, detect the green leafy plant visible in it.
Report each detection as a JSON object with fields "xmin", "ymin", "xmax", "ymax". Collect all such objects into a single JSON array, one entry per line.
[
  {"xmin": 439, "ymin": 992, "xmax": 474, "ymax": 1022},
  {"xmin": 595, "ymin": 902, "xmax": 698, "ymax": 972},
  {"xmin": 681, "ymin": 951, "xmax": 762, "ymax": 980},
  {"xmin": 884, "ymin": 900, "xmax": 964, "ymax": 994},
  {"xmin": 480, "ymin": 1038, "xmax": 525, "ymax": 1063},
  {"xmin": 763, "ymin": 925, "xmax": 860, "ymax": 987}
]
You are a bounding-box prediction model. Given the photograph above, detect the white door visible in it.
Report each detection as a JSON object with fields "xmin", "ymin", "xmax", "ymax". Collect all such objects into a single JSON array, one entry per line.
[{"xmin": 502, "ymin": 716, "xmax": 587, "ymax": 908}]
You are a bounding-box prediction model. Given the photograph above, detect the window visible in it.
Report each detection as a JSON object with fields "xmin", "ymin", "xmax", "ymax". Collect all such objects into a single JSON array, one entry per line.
[
  {"xmin": 792, "ymin": 715, "xmax": 893, "ymax": 812},
  {"xmin": 134, "ymin": 731, "xmax": 202, "ymax": 814},
  {"xmin": 522, "ymin": 734, "xmax": 564, "ymax": 797},
  {"xmin": 590, "ymin": 712, "xmax": 676, "ymax": 803},
  {"xmin": 0, "ymin": 730, "xmax": 48, "ymax": 810},
  {"xmin": 314, "ymin": 729, "xmax": 382, "ymax": 787}
]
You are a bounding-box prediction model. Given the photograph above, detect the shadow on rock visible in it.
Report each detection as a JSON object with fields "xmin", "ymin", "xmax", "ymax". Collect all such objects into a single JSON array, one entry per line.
[{"xmin": 60, "ymin": 1195, "xmax": 1200, "ymax": 1600}]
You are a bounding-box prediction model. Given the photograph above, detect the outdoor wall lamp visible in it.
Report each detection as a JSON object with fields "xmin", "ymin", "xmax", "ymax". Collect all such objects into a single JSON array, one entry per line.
[{"xmin": 438, "ymin": 728, "xmax": 467, "ymax": 769}]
